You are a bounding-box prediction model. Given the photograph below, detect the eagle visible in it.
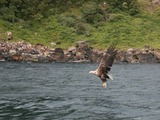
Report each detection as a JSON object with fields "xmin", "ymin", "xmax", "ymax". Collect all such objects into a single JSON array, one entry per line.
[{"xmin": 89, "ymin": 45, "xmax": 117, "ymax": 88}]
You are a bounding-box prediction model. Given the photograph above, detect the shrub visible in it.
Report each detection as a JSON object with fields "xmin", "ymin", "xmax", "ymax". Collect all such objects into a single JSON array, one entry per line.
[
  {"xmin": 0, "ymin": 6, "xmax": 17, "ymax": 23},
  {"xmin": 33, "ymin": 14, "xmax": 43, "ymax": 22},
  {"xmin": 58, "ymin": 14, "xmax": 76, "ymax": 27},
  {"xmin": 107, "ymin": 0, "xmax": 139, "ymax": 15},
  {"xmin": 108, "ymin": 13, "xmax": 124, "ymax": 22},
  {"xmin": 129, "ymin": 8, "xmax": 139, "ymax": 16},
  {"xmin": 76, "ymin": 23, "xmax": 87, "ymax": 34},
  {"xmin": 81, "ymin": 1, "xmax": 105, "ymax": 24}
]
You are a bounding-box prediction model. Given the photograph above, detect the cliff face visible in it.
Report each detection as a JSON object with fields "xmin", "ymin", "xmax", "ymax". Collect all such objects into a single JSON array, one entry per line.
[{"xmin": 1, "ymin": 41, "xmax": 160, "ymax": 63}]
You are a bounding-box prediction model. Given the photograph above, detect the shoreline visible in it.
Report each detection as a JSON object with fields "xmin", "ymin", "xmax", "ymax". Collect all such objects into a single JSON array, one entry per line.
[{"xmin": 0, "ymin": 41, "xmax": 160, "ymax": 63}]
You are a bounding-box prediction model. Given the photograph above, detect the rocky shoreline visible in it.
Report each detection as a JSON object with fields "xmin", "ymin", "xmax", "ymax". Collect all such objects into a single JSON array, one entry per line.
[{"xmin": 0, "ymin": 41, "xmax": 160, "ymax": 63}]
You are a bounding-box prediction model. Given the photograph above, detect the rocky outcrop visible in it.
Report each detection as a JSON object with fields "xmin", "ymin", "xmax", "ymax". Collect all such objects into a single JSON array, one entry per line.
[
  {"xmin": 116, "ymin": 46, "xmax": 160, "ymax": 63},
  {"xmin": 0, "ymin": 41, "xmax": 60, "ymax": 62},
  {"xmin": 65, "ymin": 41, "xmax": 92, "ymax": 62},
  {"xmin": 0, "ymin": 41, "xmax": 160, "ymax": 63}
]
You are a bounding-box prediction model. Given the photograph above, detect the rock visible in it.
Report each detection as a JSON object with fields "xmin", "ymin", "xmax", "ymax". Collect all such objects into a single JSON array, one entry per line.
[
  {"xmin": 2, "ymin": 53, "xmax": 11, "ymax": 61},
  {"xmin": 75, "ymin": 52, "xmax": 85, "ymax": 60},
  {"xmin": 75, "ymin": 40, "xmax": 92, "ymax": 60},
  {"xmin": 68, "ymin": 46, "xmax": 76, "ymax": 53},
  {"xmin": 51, "ymin": 48, "xmax": 64, "ymax": 62},
  {"xmin": 64, "ymin": 51, "xmax": 75, "ymax": 61},
  {"xmin": 76, "ymin": 41, "xmax": 88, "ymax": 49},
  {"xmin": 153, "ymin": 51, "xmax": 160, "ymax": 59},
  {"xmin": 127, "ymin": 48, "xmax": 134, "ymax": 53},
  {"xmin": 0, "ymin": 46, "xmax": 8, "ymax": 52},
  {"xmin": 38, "ymin": 55, "xmax": 48, "ymax": 62},
  {"xmin": 136, "ymin": 52, "xmax": 155, "ymax": 63},
  {"xmin": 90, "ymin": 50, "xmax": 103, "ymax": 62},
  {"xmin": 22, "ymin": 53, "xmax": 37, "ymax": 62},
  {"xmin": 11, "ymin": 54, "xmax": 23, "ymax": 61},
  {"xmin": 50, "ymin": 42, "xmax": 56, "ymax": 46},
  {"xmin": 9, "ymin": 49, "xmax": 16, "ymax": 55},
  {"xmin": 125, "ymin": 52, "xmax": 136, "ymax": 63},
  {"xmin": 6, "ymin": 31, "xmax": 13, "ymax": 40},
  {"xmin": 0, "ymin": 58, "xmax": 5, "ymax": 61},
  {"xmin": 46, "ymin": 55, "xmax": 56, "ymax": 62}
]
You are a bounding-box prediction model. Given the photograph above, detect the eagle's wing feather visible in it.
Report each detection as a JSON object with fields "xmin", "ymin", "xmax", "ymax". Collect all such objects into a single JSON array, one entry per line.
[{"xmin": 96, "ymin": 45, "xmax": 117, "ymax": 74}]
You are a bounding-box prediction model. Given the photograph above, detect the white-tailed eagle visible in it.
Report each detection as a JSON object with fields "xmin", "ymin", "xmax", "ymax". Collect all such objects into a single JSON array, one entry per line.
[{"xmin": 89, "ymin": 45, "xmax": 117, "ymax": 88}]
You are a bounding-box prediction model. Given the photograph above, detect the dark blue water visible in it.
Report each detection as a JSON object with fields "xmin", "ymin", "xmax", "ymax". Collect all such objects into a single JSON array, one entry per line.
[{"xmin": 0, "ymin": 62, "xmax": 160, "ymax": 120}]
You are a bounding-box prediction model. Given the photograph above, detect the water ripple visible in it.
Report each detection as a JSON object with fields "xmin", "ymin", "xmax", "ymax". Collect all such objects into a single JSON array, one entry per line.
[{"xmin": 0, "ymin": 63, "xmax": 160, "ymax": 120}]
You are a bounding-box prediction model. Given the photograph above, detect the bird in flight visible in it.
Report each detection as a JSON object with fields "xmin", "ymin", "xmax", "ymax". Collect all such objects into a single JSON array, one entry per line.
[{"xmin": 89, "ymin": 45, "xmax": 117, "ymax": 88}]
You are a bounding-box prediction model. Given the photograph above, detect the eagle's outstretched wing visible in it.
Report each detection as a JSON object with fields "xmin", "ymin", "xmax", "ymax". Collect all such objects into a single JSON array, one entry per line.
[{"xmin": 96, "ymin": 45, "xmax": 117, "ymax": 74}]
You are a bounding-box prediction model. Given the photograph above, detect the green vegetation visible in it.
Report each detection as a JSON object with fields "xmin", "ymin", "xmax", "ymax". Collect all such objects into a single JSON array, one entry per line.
[{"xmin": 0, "ymin": 0, "xmax": 160, "ymax": 49}]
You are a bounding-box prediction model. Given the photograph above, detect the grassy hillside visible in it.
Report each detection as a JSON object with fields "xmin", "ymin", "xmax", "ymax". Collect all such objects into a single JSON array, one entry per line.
[{"xmin": 0, "ymin": 0, "xmax": 160, "ymax": 50}]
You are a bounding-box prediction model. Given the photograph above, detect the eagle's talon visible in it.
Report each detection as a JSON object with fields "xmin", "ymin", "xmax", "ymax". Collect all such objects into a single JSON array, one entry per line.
[{"xmin": 102, "ymin": 82, "xmax": 107, "ymax": 88}]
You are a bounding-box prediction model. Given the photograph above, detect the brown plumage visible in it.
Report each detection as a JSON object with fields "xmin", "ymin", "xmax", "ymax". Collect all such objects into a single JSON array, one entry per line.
[{"xmin": 89, "ymin": 45, "xmax": 117, "ymax": 88}]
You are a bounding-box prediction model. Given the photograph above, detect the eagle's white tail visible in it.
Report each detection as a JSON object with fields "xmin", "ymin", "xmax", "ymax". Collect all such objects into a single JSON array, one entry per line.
[{"xmin": 108, "ymin": 74, "xmax": 113, "ymax": 80}]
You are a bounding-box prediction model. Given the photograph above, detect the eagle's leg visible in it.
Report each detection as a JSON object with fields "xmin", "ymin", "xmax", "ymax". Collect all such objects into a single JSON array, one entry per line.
[{"xmin": 101, "ymin": 75, "xmax": 107, "ymax": 88}]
